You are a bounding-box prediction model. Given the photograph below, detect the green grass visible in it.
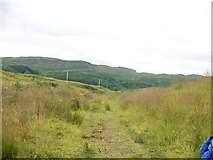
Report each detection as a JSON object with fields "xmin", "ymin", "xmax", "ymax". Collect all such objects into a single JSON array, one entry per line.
[
  {"xmin": 44, "ymin": 101, "xmax": 84, "ymax": 125},
  {"xmin": 119, "ymin": 78, "xmax": 211, "ymax": 157},
  {"xmin": 1, "ymin": 70, "xmax": 211, "ymax": 158},
  {"xmin": 105, "ymin": 104, "xmax": 111, "ymax": 111},
  {"xmin": 18, "ymin": 118, "xmax": 85, "ymax": 158},
  {"xmin": 2, "ymin": 136, "xmax": 18, "ymax": 159},
  {"xmin": 83, "ymin": 142, "xmax": 96, "ymax": 158}
]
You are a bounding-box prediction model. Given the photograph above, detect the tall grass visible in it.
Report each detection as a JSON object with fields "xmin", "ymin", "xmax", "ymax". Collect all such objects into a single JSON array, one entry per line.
[
  {"xmin": 2, "ymin": 72, "xmax": 91, "ymax": 157},
  {"xmin": 2, "ymin": 136, "xmax": 18, "ymax": 159},
  {"xmin": 2, "ymin": 71, "xmax": 210, "ymax": 158},
  {"xmin": 119, "ymin": 78, "xmax": 211, "ymax": 157},
  {"xmin": 44, "ymin": 101, "xmax": 83, "ymax": 125}
]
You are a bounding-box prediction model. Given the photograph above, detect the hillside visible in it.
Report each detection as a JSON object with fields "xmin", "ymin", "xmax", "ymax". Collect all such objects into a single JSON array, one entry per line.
[
  {"xmin": 2, "ymin": 57, "xmax": 202, "ymax": 90},
  {"xmin": 2, "ymin": 70, "xmax": 211, "ymax": 158}
]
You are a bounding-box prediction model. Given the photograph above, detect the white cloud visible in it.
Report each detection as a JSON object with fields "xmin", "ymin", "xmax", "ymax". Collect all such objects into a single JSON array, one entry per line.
[{"xmin": 0, "ymin": 0, "xmax": 211, "ymax": 75}]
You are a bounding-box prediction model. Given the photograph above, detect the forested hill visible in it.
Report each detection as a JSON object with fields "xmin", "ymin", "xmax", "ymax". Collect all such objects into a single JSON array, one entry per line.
[{"xmin": 2, "ymin": 57, "xmax": 202, "ymax": 90}]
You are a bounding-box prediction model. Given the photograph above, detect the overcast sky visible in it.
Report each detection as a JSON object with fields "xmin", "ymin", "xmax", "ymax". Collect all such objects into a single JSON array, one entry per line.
[{"xmin": 0, "ymin": 0, "xmax": 211, "ymax": 75}]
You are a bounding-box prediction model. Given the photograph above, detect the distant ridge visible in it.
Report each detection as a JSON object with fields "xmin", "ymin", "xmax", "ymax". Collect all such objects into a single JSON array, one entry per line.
[{"xmin": 2, "ymin": 56, "xmax": 202, "ymax": 90}]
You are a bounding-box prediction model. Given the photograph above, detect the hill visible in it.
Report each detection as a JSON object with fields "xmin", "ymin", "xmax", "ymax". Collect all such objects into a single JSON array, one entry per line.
[
  {"xmin": 2, "ymin": 70, "xmax": 211, "ymax": 158},
  {"xmin": 1, "ymin": 57, "xmax": 202, "ymax": 90}
]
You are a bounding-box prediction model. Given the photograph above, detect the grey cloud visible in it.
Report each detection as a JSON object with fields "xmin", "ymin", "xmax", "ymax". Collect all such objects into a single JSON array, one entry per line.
[{"xmin": 0, "ymin": 0, "xmax": 211, "ymax": 75}]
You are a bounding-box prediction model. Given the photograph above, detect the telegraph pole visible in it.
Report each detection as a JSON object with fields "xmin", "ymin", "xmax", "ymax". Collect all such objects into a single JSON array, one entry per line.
[
  {"xmin": 66, "ymin": 70, "xmax": 69, "ymax": 82},
  {"xmin": 98, "ymin": 78, "xmax": 101, "ymax": 88}
]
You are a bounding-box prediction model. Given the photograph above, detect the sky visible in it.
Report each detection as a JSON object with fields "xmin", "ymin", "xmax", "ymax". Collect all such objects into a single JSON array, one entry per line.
[{"xmin": 0, "ymin": 0, "xmax": 211, "ymax": 75}]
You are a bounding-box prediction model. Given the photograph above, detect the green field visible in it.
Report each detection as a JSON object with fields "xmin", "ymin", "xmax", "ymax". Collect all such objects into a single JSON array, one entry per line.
[{"xmin": 1, "ymin": 70, "xmax": 211, "ymax": 158}]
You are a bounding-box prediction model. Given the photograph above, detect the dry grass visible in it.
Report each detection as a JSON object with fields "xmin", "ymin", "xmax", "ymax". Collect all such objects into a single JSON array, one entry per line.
[
  {"xmin": 119, "ymin": 77, "xmax": 211, "ymax": 157},
  {"xmin": 2, "ymin": 71, "xmax": 95, "ymax": 158},
  {"xmin": 2, "ymin": 70, "xmax": 210, "ymax": 158}
]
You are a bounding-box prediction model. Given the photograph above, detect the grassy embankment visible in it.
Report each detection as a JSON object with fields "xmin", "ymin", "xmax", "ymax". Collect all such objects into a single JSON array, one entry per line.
[{"xmin": 1, "ymin": 70, "xmax": 211, "ymax": 158}]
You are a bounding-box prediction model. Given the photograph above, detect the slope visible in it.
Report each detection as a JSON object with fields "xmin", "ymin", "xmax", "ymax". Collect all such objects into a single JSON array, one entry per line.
[
  {"xmin": 2, "ymin": 70, "xmax": 210, "ymax": 158},
  {"xmin": 2, "ymin": 57, "xmax": 202, "ymax": 90}
]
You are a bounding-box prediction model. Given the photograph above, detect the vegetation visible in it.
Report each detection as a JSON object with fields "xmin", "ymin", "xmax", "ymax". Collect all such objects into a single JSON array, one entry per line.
[
  {"xmin": 118, "ymin": 77, "xmax": 211, "ymax": 157},
  {"xmin": 1, "ymin": 70, "xmax": 211, "ymax": 158},
  {"xmin": 105, "ymin": 104, "xmax": 111, "ymax": 111},
  {"xmin": 2, "ymin": 64, "xmax": 39, "ymax": 75},
  {"xmin": 2, "ymin": 57, "xmax": 202, "ymax": 90},
  {"xmin": 2, "ymin": 136, "xmax": 18, "ymax": 159}
]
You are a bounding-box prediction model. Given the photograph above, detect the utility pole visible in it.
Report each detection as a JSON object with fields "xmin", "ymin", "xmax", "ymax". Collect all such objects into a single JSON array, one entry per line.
[
  {"xmin": 66, "ymin": 70, "xmax": 69, "ymax": 82},
  {"xmin": 98, "ymin": 78, "xmax": 101, "ymax": 88}
]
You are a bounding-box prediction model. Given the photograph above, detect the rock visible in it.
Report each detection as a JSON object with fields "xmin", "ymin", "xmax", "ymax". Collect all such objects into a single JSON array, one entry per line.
[{"xmin": 82, "ymin": 135, "xmax": 91, "ymax": 139}]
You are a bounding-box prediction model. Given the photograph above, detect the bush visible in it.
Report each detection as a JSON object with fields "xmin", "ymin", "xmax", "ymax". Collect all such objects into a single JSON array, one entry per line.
[{"xmin": 2, "ymin": 136, "xmax": 18, "ymax": 159}]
